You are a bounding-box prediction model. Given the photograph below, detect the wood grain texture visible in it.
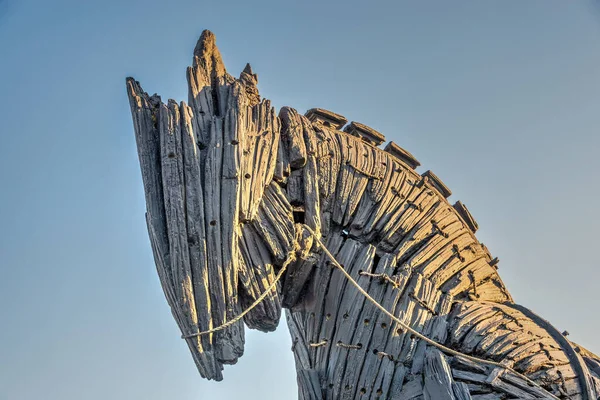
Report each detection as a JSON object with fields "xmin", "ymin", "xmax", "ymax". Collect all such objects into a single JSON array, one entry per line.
[{"xmin": 127, "ymin": 29, "xmax": 598, "ymax": 398}]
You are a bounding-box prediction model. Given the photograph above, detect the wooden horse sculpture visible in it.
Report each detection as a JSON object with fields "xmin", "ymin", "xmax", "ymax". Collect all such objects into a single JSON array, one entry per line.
[{"xmin": 126, "ymin": 30, "xmax": 600, "ymax": 399}]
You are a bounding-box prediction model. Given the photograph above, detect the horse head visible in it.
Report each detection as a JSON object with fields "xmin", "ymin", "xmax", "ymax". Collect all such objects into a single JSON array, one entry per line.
[{"xmin": 127, "ymin": 30, "xmax": 600, "ymax": 399}]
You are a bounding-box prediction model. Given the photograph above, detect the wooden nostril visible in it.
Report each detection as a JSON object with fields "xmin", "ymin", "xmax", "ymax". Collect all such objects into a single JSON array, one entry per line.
[{"xmin": 244, "ymin": 173, "xmax": 251, "ymax": 179}]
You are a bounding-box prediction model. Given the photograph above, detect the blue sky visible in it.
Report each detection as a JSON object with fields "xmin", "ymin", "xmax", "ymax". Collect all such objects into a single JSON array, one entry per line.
[{"xmin": 1, "ymin": 1, "xmax": 599, "ymax": 399}]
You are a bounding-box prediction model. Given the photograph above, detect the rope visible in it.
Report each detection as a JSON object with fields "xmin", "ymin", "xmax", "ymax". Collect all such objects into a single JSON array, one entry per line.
[
  {"xmin": 181, "ymin": 248, "xmax": 296, "ymax": 339},
  {"xmin": 177, "ymin": 223, "xmax": 559, "ymax": 399},
  {"xmin": 303, "ymin": 226, "xmax": 560, "ymax": 400},
  {"xmin": 336, "ymin": 342, "xmax": 362, "ymax": 349},
  {"xmin": 360, "ymin": 271, "xmax": 401, "ymax": 288}
]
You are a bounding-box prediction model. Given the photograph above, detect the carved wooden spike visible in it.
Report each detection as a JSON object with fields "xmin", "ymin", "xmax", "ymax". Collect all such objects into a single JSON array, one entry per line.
[
  {"xmin": 127, "ymin": 30, "xmax": 599, "ymax": 398},
  {"xmin": 384, "ymin": 141, "xmax": 421, "ymax": 169},
  {"xmin": 454, "ymin": 200, "xmax": 479, "ymax": 233},
  {"xmin": 305, "ymin": 108, "xmax": 348, "ymax": 130},
  {"xmin": 343, "ymin": 121, "xmax": 385, "ymax": 146},
  {"xmin": 423, "ymin": 170, "xmax": 452, "ymax": 199}
]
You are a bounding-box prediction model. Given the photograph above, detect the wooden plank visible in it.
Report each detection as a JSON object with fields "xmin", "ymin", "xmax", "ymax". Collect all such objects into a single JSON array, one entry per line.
[
  {"xmin": 280, "ymin": 107, "xmax": 308, "ymax": 169},
  {"xmin": 350, "ymin": 150, "xmax": 392, "ymax": 234},
  {"xmin": 314, "ymin": 239, "xmax": 362, "ymax": 375},
  {"xmin": 343, "ymin": 142, "xmax": 379, "ymax": 226},
  {"xmin": 159, "ymin": 101, "xmax": 201, "ymax": 351},
  {"xmin": 314, "ymin": 127, "xmax": 342, "ymax": 214},
  {"xmin": 452, "ymin": 382, "xmax": 473, "ymax": 400},
  {"xmin": 441, "ymin": 258, "xmax": 508, "ymax": 301},
  {"xmin": 394, "ymin": 215, "xmax": 465, "ymax": 271},
  {"xmin": 332, "ymin": 254, "xmax": 397, "ymax": 399},
  {"xmin": 370, "ymin": 169, "xmax": 418, "ymax": 237},
  {"xmin": 453, "ymin": 201, "xmax": 478, "ymax": 233},
  {"xmin": 301, "ymin": 114, "xmax": 322, "ymax": 238},
  {"xmin": 286, "ymin": 310, "xmax": 312, "ymax": 371},
  {"xmin": 328, "ymin": 244, "xmax": 376, "ymax": 399},
  {"xmin": 274, "ymin": 135, "xmax": 290, "ymax": 183},
  {"xmin": 377, "ymin": 187, "xmax": 442, "ymax": 253},
  {"xmin": 383, "ymin": 365, "xmax": 408, "ymax": 400},
  {"xmin": 397, "ymin": 376, "xmax": 424, "ymax": 399},
  {"xmin": 507, "ymin": 303, "xmax": 596, "ymax": 399},
  {"xmin": 417, "ymin": 232, "xmax": 476, "ymax": 280},
  {"xmin": 357, "ymin": 268, "xmax": 412, "ymax": 397},
  {"xmin": 423, "ymin": 348, "xmax": 457, "ymax": 400},
  {"xmin": 203, "ymin": 113, "xmax": 244, "ymax": 363},
  {"xmin": 304, "ymin": 231, "xmax": 346, "ymax": 347},
  {"xmin": 298, "ymin": 369, "xmax": 324, "ymax": 400},
  {"xmin": 305, "ymin": 108, "xmax": 348, "ymax": 129},
  {"xmin": 180, "ymin": 101, "xmax": 221, "ymax": 376},
  {"xmin": 384, "ymin": 141, "xmax": 421, "ymax": 169},
  {"xmin": 253, "ymin": 182, "xmax": 295, "ymax": 263},
  {"xmin": 390, "ymin": 205, "xmax": 453, "ymax": 262},
  {"xmin": 220, "ymin": 84, "xmax": 248, "ymax": 361},
  {"xmin": 238, "ymin": 224, "xmax": 282, "ymax": 331},
  {"xmin": 332, "ymin": 134, "xmax": 372, "ymax": 226},
  {"xmin": 244, "ymin": 100, "xmax": 280, "ymax": 221},
  {"xmin": 395, "ymin": 274, "xmax": 442, "ymax": 371},
  {"xmin": 281, "ymin": 224, "xmax": 318, "ymax": 309},
  {"xmin": 421, "ymin": 170, "xmax": 452, "ymax": 199},
  {"xmin": 288, "ymin": 169, "xmax": 305, "ymax": 205},
  {"xmin": 344, "ymin": 121, "xmax": 386, "ymax": 146}
]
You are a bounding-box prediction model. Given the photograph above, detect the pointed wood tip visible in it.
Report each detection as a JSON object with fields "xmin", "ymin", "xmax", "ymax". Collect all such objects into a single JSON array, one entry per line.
[
  {"xmin": 125, "ymin": 76, "xmax": 155, "ymax": 110},
  {"xmin": 194, "ymin": 30, "xmax": 217, "ymax": 58},
  {"xmin": 192, "ymin": 29, "xmax": 228, "ymax": 81},
  {"xmin": 125, "ymin": 76, "xmax": 140, "ymax": 93},
  {"xmin": 193, "ymin": 30, "xmax": 223, "ymax": 69}
]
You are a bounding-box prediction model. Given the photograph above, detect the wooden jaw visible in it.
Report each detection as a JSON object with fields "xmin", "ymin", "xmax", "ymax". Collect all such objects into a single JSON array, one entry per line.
[{"xmin": 127, "ymin": 30, "xmax": 598, "ymax": 398}]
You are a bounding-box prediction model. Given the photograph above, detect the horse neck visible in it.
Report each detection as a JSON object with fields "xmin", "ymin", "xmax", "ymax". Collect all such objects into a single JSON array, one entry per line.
[{"xmin": 283, "ymin": 122, "xmax": 514, "ymax": 397}]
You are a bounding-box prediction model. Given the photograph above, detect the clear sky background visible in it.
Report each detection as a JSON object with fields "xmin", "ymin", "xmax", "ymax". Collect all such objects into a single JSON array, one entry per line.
[{"xmin": 1, "ymin": 1, "xmax": 599, "ymax": 399}]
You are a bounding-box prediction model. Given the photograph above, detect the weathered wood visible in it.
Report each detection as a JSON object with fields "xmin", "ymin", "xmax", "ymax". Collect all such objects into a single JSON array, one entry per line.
[
  {"xmin": 128, "ymin": 29, "xmax": 598, "ymax": 399},
  {"xmin": 384, "ymin": 141, "xmax": 421, "ymax": 169},
  {"xmin": 343, "ymin": 121, "xmax": 385, "ymax": 146},
  {"xmin": 301, "ymin": 115, "xmax": 323, "ymax": 239},
  {"xmin": 453, "ymin": 201, "xmax": 478, "ymax": 233},
  {"xmin": 238, "ymin": 224, "xmax": 282, "ymax": 331},
  {"xmin": 423, "ymin": 348, "xmax": 457, "ymax": 400},
  {"xmin": 314, "ymin": 126, "xmax": 342, "ymax": 215},
  {"xmin": 160, "ymin": 99, "xmax": 208, "ymax": 367},
  {"xmin": 253, "ymin": 182, "xmax": 296, "ymax": 263},
  {"xmin": 281, "ymin": 224, "xmax": 317, "ymax": 309},
  {"xmin": 305, "ymin": 108, "xmax": 348, "ymax": 130},
  {"xmin": 280, "ymin": 107, "xmax": 308, "ymax": 169},
  {"xmin": 288, "ymin": 169, "xmax": 305, "ymax": 206},
  {"xmin": 422, "ymin": 170, "xmax": 452, "ymax": 199},
  {"xmin": 298, "ymin": 369, "xmax": 323, "ymax": 400}
]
